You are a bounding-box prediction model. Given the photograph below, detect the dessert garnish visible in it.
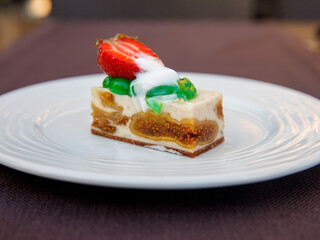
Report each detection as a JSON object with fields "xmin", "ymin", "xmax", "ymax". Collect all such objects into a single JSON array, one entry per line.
[{"xmin": 96, "ymin": 34, "xmax": 197, "ymax": 114}]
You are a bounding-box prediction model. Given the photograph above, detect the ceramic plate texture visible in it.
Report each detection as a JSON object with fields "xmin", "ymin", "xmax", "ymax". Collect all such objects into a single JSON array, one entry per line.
[{"xmin": 0, "ymin": 73, "xmax": 319, "ymax": 189}]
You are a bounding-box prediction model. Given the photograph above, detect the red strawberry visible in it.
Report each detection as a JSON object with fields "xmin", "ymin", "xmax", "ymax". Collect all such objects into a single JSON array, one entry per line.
[{"xmin": 96, "ymin": 34, "xmax": 161, "ymax": 80}]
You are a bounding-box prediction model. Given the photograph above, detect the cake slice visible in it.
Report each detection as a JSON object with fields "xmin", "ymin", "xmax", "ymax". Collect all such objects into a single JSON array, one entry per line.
[{"xmin": 91, "ymin": 34, "xmax": 224, "ymax": 157}]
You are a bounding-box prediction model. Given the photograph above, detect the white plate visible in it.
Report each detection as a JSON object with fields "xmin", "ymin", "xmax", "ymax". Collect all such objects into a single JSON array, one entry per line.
[{"xmin": 0, "ymin": 73, "xmax": 319, "ymax": 189}]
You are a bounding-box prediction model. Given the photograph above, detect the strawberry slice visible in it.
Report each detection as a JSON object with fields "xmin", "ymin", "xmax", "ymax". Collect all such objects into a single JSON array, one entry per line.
[{"xmin": 96, "ymin": 34, "xmax": 161, "ymax": 80}]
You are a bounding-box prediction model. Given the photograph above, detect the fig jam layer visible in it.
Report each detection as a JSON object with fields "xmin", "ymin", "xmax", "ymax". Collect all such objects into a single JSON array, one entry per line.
[
  {"xmin": 129, "ymin": 110, "xmax": 219, "ymax": 149},
  {"xmin": 98, "ymin": 90, "xmax": 123, "ymax": 111},
  {"xmin": 91, "ymin": 90, "xmax": 129, "ymax": 133},
  {"xmin": 215, "ymin": 100, "xmax": 224, "ymax": 121}
]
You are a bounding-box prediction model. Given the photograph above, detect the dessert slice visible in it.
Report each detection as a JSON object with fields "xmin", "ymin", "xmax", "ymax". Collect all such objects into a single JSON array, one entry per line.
[{"xmin": 91, "ymin": 34, "xmax": 224, "ymax": 157}]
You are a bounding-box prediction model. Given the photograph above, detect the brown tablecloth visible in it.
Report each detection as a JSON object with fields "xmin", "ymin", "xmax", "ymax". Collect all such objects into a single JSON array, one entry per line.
[{"xmin": 0, "ymin": 20, "xmax": 320, "ymax": 240}]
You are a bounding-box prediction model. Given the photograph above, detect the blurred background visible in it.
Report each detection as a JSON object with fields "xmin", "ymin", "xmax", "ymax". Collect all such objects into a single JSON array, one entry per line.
[{"xmin": 0, "ymin": 0, "xmax": 319, "ymax": 53}]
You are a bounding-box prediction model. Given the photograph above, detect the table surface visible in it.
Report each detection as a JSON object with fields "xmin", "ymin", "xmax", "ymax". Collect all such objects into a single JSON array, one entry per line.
[{"xmin": 0, "ymin": 19, "xmax": 320, "ymax": 240}]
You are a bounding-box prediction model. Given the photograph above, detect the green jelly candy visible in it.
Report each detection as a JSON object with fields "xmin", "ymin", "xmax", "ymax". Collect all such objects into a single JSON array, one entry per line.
[
  {"xmin": 146, "ymin": 97, "xmax": 163, "ymax": 115},
  {"xmin": 146, "ymin": 85, "xmax": 180, "ymax": 98},
  {"xmin": 109, "ymin": 77, "xmax": 131, "ymax": 96},
  {"xmin": 103, "ymin": 76, "xmax": 112, "ymax": 88},
  {"xmin": 178, "ymin": 77, "xmax": 197, "ymax": 100}
]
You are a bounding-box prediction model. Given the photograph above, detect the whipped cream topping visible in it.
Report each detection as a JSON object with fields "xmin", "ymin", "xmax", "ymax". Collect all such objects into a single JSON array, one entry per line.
[{"xmin": 130, "ymin": 56, "xmax": 180, "ymax": 112}]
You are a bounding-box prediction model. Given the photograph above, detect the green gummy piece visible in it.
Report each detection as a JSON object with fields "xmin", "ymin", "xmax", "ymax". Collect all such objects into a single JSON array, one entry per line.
[
  {"xmin": 146, "ymin": 97, "xmax": 163, "ymax": 114},
  {"xmin": 102, "ymin": 76, "xmax": 111, "ymax": 88},
  {"xmin": 103, "ymin": 76, "xmax": 131, "ymax": 96},
  {"xmin": 146, "ymin": 85, "xmax": 180, "ymax": 98},
  {"xmin": 177, "ymin": 77, "xmax": 197, "ymax": 100}
]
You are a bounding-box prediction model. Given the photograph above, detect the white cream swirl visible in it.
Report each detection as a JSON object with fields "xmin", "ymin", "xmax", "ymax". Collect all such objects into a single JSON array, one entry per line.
[{"xmin": 130, "ymin": 56, "xmax": 180, "ymax": 112}]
